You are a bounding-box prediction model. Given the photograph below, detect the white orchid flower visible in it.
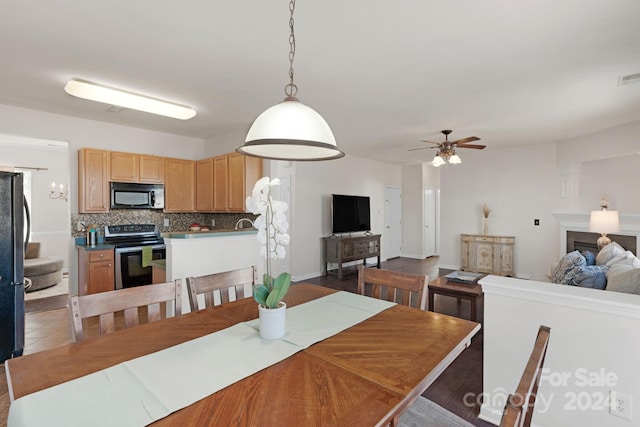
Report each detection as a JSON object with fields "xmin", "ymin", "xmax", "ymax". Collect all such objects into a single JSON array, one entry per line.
[{"xmin": 249, "ymin": 177, "xmax": 290, "ymax": 274}]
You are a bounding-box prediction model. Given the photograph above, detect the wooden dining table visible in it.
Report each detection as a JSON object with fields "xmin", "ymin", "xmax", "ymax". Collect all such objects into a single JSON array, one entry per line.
[{"xmin": 5, "ymin": 283, "xmax": 480, "ymax": 426}]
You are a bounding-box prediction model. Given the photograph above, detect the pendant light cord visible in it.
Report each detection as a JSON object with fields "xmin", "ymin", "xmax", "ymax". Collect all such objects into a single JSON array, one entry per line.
[{"xmin": 285, "ymin": 0, "xmax": 298, "ymax": 99}]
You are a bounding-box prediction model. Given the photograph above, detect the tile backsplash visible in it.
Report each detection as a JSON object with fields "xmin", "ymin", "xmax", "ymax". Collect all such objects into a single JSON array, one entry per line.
[{"xmin": 71, "ymin": 211, "xmax": 258, "ymax": 237}]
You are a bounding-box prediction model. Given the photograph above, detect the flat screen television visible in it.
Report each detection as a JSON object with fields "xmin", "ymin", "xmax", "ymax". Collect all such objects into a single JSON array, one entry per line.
[{"xmin": 332, "ymin": 194, "xmax": 371, "ymax": 234}]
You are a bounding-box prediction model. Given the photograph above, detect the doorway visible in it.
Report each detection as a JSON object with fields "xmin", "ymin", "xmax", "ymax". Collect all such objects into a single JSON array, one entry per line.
[
  {"xmin": 0, "ymin": 134, "xmax": 70, "ymax": 312},
  {"xmin": 384, "ymin": 187, "xmax": 402, "ymax": 259}
]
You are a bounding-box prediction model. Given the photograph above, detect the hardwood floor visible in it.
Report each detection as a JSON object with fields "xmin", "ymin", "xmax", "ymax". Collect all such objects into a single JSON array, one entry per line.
[
  {"xmin": 305, "ymin": 257, "xmax": 494, "ymax": 427},
  {"xmin": 0, "ymin": 256, "xmax": 495, "ymax": 427}
]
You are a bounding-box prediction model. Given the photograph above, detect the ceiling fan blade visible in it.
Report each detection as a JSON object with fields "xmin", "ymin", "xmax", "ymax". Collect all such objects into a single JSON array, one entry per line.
[
  {"xmin": 452, "ymin": 136, "xmax": 480, "ymax": 145},
  {"xmin": 408, "ymin": 146, "xmax": 436, "ymax": 152},
  {"xmin": 458, "ymin": 144, "xmax": 486, "ymax": 150},
  {"xmin": 419, "ymin": 140, "xmax": 441, "ymax": 145}
]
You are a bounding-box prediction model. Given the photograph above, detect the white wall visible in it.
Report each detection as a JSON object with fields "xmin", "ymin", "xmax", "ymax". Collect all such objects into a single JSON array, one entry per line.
[
  {"xmin": 290, "ymin": 155, "xmax": 401, "ymax": 280},
  {"xmin": 401, "ymin": 164, "xmax": 423, "ymax": 258},
  {"xmin": 440, "ymin": 142, "xmax": 561, "ymax": 280},
  {"xmin": 480, "ymin": 276, "xmax": 640, "ymax": 427},
  {"xmin": 439, "ymin": 122, "xmax": 640, "ymax": 280}
]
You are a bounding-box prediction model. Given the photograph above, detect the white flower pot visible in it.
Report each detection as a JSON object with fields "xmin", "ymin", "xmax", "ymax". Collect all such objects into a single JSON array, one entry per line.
[{"xmin": 258, "ymin": 302, "xmax": 286, "ymax": 340}]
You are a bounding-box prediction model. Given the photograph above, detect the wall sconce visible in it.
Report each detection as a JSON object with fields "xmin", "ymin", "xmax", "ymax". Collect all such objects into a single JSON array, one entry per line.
[{"xmin": 50, "ymin": 182, "xmax": 68, "ymax": 202}]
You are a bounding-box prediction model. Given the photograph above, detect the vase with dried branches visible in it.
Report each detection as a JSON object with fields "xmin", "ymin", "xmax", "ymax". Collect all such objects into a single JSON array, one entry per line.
[{"xmin": 482, "ymin": 203, "xmax": 491, "ymax": 235}]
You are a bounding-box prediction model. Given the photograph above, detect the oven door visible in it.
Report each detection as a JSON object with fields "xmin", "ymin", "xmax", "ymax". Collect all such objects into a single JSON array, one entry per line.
[{"xmin": 114, "ymin": 244, "xmax": 166, "ymax": 289}]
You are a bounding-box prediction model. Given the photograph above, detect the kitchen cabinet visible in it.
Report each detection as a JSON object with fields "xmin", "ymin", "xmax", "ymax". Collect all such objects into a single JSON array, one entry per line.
[
  {"xmin": 139, "ymin": 155, "xmax": 164, "ymax": 183},
  {"xmin": 110, "ymin": 151, "xmax": 138, "ymax": 182},
  {"xmin": 110, "ymin": 151, "xmax": 164, "ymax": 183},
  {"xmin": 78, "ymin": 148, "xmax": 110, "ymax": 213},
  {"xmin": 228, "ymin": 152, "xmax": 262, "ymax": 212},
  {"xmin": 460, "ymin": 234, "xmax": 514, "ymax": 276},
  {"xmin": 78, "ymin": 247, "xmax": 114, "ymax": 295},
  {"xmin": 213, "ymin": 155, "xmax": 229, "ymax": 211},
  {"xmin": 210, "ymin": 152, "xmax": 262, "ymax": 212},
  {"xmin": 196, "ymin": 158, "xmax": 215, "ymax": 212},
  {"xmin": 164, "ymin": 157, "xmax": 196, "ymax": 212}
]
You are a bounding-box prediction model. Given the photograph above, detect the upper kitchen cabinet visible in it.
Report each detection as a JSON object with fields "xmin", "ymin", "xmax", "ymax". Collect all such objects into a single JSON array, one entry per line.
[
  {"xmin": 78, "ymin": 148, "xmax": 110, "ymax": 213},
  {"xmin": 110, "ymin": 151, "xmax": 138, "ymax": 182},
  {"xmin": 164, "ymin": 157, "xmax": 196, "ymax": 212},
  {"xmin": 213, "ymin": 155, "xmax": 229, "ymax": 211},
  {"xmin": 228, "ymin": 153, "xmax": 262, "ymax": 212},
  {"xmin": 211, "ymin": 153, "xmax": 262, "ymax": 212},
  {"xmin": 139, "ymin": 155, "xmax": 164, "ymax": 183},
  {"xmin": 110, "ymin": 151, "xmax": 163, "ymax": 183},
  {"xmin": 196, "ymin": 158, "xmax": 214, "ymax": 212}
]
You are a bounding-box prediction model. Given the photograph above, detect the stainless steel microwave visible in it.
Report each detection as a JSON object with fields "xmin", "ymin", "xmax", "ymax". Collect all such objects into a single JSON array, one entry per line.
[{"xmin": 110, "ymin": 182, "xmax": 164, "ymax": 209}]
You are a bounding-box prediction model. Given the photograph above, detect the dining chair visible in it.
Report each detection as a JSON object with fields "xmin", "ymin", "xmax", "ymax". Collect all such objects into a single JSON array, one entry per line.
[
  {"xmin": 357, "ymin": 265, "xmax": 428, "ymax": 310},
  {"xmin": 68, "ymin": 279, "xmax": 182, "ymax": 342},
  {"xmin": 499, "ymin": 325, "xmax": 551, "ymax": 427},
  {"xmin": 186, "ymin": 265, "xmax": 258, "ymax": 311}
]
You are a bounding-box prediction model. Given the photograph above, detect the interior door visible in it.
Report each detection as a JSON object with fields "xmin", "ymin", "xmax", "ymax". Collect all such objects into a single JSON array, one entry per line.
[
  {"xmin": 424, "ymin": 187, "xmax": 437, "ymax": 257},
  {"xmin": 384, "ymin": 187, "xmax": 402, "ymax": 259}
]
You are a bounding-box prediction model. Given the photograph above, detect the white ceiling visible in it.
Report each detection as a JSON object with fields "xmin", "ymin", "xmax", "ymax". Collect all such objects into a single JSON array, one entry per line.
[{"xmin": 2, "ymin": 1, "xmax": 640, "ymax": 164}]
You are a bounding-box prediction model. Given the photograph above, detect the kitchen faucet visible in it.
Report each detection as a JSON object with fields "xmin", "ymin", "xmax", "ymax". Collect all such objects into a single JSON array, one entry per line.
[{"xmin": 235, "ymin": 218, "xmax": 254, "ymax": 229}]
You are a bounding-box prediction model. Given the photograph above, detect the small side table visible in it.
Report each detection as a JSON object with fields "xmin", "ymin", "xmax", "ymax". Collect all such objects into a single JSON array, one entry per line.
[{"xmin": 428, "ymin": 275, "xmax": 485, "ymax": 323}]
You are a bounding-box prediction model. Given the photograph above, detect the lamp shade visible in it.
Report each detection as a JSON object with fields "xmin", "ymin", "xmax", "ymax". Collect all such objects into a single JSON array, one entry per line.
[
  {"xmin": 432, "ymin": 155, "xmax": 446, "ymax": 167},
  {"xmin": 238, "ymin": 98, "xmax": 344, "ymax": 161},
  {"xmin": 449, "ymin": 154, "xmax": 462, "ymax": 164},
  {"xmin": 589, "ymin": 210, "xmax": 620, "ymax": 234}
]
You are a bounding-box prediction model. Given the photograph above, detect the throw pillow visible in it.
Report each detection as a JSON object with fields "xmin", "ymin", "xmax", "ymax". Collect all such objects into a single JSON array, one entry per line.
[
  {"xmin": 595, "ymin": 241, "xmax": 625, "ymax": 266},
  {"xmin": 581, "ymin": 250, "xmax": 596, "ymax": 266},
  {"xmin": 607, "ymin": 261, "xmax": 640, "ymax": 294},
  {"xmin": 551, "ymin": 251, "xmax": 586, "ymax": 285},
  {"xmin": 569, "ymin": 265, "xmax": 608, "ymax": 290}
]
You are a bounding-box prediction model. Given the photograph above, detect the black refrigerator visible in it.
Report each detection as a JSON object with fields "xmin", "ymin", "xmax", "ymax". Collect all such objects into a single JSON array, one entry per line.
[{"xmin": 0, "ymin": 171, "xmax": 27, "ymax": 362}]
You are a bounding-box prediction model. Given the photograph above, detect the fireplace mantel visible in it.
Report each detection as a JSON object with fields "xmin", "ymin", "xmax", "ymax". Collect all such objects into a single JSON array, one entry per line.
[{"xmin": 552, "ymin": 212, "xmax": 640, "ymax": 255}]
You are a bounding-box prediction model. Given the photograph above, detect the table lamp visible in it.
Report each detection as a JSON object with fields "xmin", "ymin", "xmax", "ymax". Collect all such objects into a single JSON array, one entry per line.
[{"xmin": 589, "ymin": 210, "xmax": 620, "ymax": 250}]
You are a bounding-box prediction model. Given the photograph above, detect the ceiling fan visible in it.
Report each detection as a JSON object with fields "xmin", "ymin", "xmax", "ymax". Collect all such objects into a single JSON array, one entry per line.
[{"xmin": 409, "ymin": 130, "xmax": 485, "ymax": 167}]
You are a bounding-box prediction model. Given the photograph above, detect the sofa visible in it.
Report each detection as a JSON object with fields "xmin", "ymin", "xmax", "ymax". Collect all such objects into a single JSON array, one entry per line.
[
  {"xmin": 551, "ymin": 241, "xmax": 640, "ymax": 294},
  {"xmin": 24, "ymin": 242, "xmax": 64, "ymax": 292}
]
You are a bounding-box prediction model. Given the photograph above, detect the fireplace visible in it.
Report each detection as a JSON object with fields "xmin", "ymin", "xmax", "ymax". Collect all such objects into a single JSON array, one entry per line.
[
  {"xmin": 566, "ymin": 231, "xmax": 636, "ymax": 255},
  {"xmin": 555, "ymin": 212, "xmax": 640, "ymax": 256}
]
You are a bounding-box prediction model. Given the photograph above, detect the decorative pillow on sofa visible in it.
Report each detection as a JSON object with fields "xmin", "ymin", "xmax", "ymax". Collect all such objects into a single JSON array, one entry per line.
[
  {"xmin": 569, "ymin": 265, "xmax": 608, "ymax": 289},
  {"xmin": 551, "ymin": 251, "xmax": 586, "ymax": 285},
  {"xmin": 606, "ymin": 260, "xmax": 640, "ymax": 294},
  {"xmin": 605, "ymin": 250, "xmax": 640, "ymax": 268},
  {"xmin": 581, "ymin": 250, "xmax": 596, "ymax": 266},
  {"xmin": 595, "ymin": 242, "xmax": 625, "ymax": 266}
]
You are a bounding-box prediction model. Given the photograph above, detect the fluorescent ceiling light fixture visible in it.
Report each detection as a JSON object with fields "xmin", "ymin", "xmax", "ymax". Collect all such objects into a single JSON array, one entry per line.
[{"xmin": 64, "ymin": 79, "xmax": 196, "ymax": 120}]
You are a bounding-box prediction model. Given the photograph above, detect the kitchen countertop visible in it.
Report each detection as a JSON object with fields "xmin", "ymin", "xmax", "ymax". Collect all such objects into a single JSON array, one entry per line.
[{"xmin": 162, "ymin": 228, "xmax": 257, "ymax": 239}]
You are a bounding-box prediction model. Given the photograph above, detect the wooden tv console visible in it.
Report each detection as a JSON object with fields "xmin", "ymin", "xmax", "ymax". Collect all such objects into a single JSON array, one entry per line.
[{"xmin": 323, "ymin": 234, "xmax": 381, "ymax": 280}]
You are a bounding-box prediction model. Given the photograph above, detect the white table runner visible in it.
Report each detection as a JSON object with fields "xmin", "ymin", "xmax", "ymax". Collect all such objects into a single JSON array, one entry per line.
[{"xmin": 8, "ymin": 291, "xmax": 394, "ymax": 427}]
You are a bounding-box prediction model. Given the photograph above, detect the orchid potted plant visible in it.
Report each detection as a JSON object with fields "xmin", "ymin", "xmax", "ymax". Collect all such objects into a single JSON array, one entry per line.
[{"xmin": 246, "ymin": 177, "xmax": 291, "ymax": 339}]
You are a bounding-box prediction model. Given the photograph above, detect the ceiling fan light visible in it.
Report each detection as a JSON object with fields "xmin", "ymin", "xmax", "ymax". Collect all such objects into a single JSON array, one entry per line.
[
  {"xmin": 64, "ymin": 79, "xmax": 196, "ymax": 120},
  {"xmin": 449, "ymin": 154, "xmax": 462, "ymax": 164},
  {"xmin": 432, "ymin": 155, "xmax": 446, "ymax": 167},
  {"xmin": 238, "ymin": 98, "xmax": 344, "ymax": 161}
]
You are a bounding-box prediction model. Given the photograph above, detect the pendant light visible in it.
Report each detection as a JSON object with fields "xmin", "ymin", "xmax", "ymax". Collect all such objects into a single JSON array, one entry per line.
[{"xmin": 237, "ymin": 0, "xmax": 344, "ymax": 161}]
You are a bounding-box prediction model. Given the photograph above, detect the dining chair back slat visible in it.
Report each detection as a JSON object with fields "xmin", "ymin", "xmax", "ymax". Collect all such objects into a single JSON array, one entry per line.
[
  {"xmin": 68, "ymin": 279, "xmax": 182, "ymax": 342},
  {"xmin": 500, "ymin": 325, "xmax": 551, "ymax": 427},
  {"xmin": 357, "ymin": 265, "xmax": 428, "ymax": 310},
  {"xmin": 186, "ymin": 266, "xmax": 258, "ymax": 311}
]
